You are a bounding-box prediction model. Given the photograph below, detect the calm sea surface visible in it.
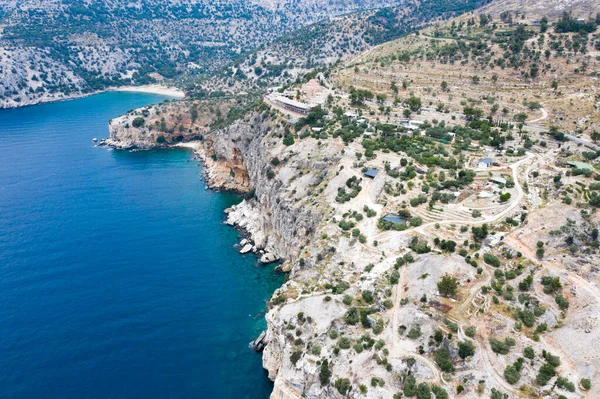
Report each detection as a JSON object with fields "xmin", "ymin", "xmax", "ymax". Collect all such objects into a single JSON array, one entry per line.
[{"xmin": 0, "ymin": 92, "xmax": 282, "ymax": 398}]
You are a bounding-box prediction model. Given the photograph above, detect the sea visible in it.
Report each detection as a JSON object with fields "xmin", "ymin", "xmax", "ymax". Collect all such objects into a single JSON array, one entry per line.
[{"xmin": 0, "ymin": 92, "xmax": 282, "ymax": 398}]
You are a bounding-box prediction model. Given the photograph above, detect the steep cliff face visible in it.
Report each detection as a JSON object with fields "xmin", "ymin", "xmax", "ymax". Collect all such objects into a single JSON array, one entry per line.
[{"xmin": 201, "ymin": 112, "xmax": 326, "ymax": 261}]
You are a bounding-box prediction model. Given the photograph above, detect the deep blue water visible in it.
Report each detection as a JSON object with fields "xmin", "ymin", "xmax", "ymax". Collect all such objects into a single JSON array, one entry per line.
[{"xmin": 0, "ymin": 93, "xmax": 282, "ymax": 398}]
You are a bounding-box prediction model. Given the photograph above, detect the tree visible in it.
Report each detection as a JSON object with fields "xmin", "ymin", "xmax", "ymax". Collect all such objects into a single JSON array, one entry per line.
[
  {"xmin": 504, "ymin": 365, "xmax": 521, "ymax": 384},
  {"xmin": 334, "ymin": 378, "xmax": 352, "ymax": 394},
  {"xmin": 283, "ymin": 134, "xmax": 295, "ymax": 146},
  {"xmin": 406, "ymin": 96, "xmax": 422, "ymax": 112},
  {"xmin": 132, "ymin": 116, "xmax": 145, "ymax": 128},
  {"xmin": 499, "ymin": 192, "xmax": 511, "ymax": 202},
  {"xmin": 458, "ymin": 340, "xmax": 475, "ymax": 359},
  {"xmin": 440, "ymin": 81, "xmax": 448, "ymax": 91},
  {"xmin": 435, "ymin": 348, "xmax": 454, "ymax": 372},
  {"xmin": 416, "ymin": 382, "xmax": 431, "ymax": 399},
  {"xmin": 514, "ymin": 113, "xmax": 528, "ymax": 123},
  {"xmin": 403, "ymin": 375, "xmax": 417, "ymax": 396},
  {"xmin": 437, "ymin": 275, "xmax": 458, "ymax": 297},
  {"xmin": 463, "ymin": 106, "xmax": 484, "ymax": 120},
  {"xmin": 580, "ymin": 378, "xmax": 591, "ymax": 390},
  {"xmin": 536, "ymin": 363, "xmax": 556, "ymax": 385}
]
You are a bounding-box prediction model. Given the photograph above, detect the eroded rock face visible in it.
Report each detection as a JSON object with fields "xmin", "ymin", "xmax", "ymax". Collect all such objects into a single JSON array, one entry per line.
[{"xmin": 202, "ymin": 113, "xmax": 325, "ymax": 261}]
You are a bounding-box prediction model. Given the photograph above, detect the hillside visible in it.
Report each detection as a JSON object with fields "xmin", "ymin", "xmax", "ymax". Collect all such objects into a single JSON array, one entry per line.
[
  {"xmin": 195, "ymin": 0, "xmax": 494, "ymax": 96},
  {"xmin": 0, "ymin": 0, "xmax": 405, "ymax": 107},
  {"xmin": 333, "ymin": 4, "xmax": 600, "ymax": 139}
]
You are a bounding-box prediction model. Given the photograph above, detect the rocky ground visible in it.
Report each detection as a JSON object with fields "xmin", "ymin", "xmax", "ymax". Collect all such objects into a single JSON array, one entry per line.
[{"xmin": 101, "ymin": 2, "xmax": 600, "ymax": 398}]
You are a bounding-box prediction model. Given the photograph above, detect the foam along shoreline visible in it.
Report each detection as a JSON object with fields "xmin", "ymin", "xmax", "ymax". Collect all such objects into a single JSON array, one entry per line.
[{"xmin": 112, "ymin": 84, "xmax": 185, "ymax": 98}]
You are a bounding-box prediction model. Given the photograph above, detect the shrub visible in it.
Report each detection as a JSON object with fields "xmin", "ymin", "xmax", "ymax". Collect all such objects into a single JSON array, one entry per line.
[
  {"xmin": 319, "ymin": 359, "xmax": 331, "ymax": 385},
  {"xmin": 465, "ymin": 326, "xmax": 476, "ymax": 338},
  {"xmin": 403, "ymin": 375, "xmax": 417, "ymax": 396},
  {"xmin": 334, "ymin": 378, "xmax": 352, "ymax": 395},
  {"xmin": 483, "ymin": 253, "xmax": 501, "ymax": 267},
  {"xmin": 290, "ymin": 350, "xmax": 302, "ymax": 365},
  {"xmin": 555, "ymin": 295, "xmax": 569, "ymax": 310},
  {"xmin": 416, "ymin": 382, "xmax": 431, "ymax": 399},
  {"xmin": 523, "ymin": 347, "xmax": 535, "ymax": 359},
  {"xmin": 504, "ymin": 365, "xmax": 521, "ymax": 384},
  {"xmin": 489, "ymin": 338, "xmax": 510, "ymax": 355},
  {"xmin": 458, "ymin": 340, "xmax": 475, "ymax": 359},
  {"xmin": 283, "ymin": 134, "xmax": 295, "ymax": 146},
  {"xmin": 389, "ymin": 270, "xmax": 400, "ymax": 285},
  {"xmin": 407, "ymin": 326, "xmax": 422, "ymax": 339},
  {"xmin": 435, "ymin": 348, "xmax": 455, "ymax": 372},
  {"xmin": 372, "ymin": 319, "xmax": 384, "ymax": 334},
  {"xmin": 362, "ymin": 290, "xmax": 374, "ymax": 304},
  {"xmin": 536, "ymin": 363, "xmax": 556, "ymax": 385},
  {"xmin": 437, "ymin": 275, "xmax": 458, "ymax": 297},
  {"xmin": 431, "ymin": 385, "xmax": 448, "ymax": 399},
  {"xmin": 131, "ymin": 116, "xmax": 145, "ymax": 128},
  {"xmin": 581, "ymin": 378, "xmax": 591, "ymax": 390},
  {"xmin": 346, "ymin": 307, "xmax": 359, "ymax": 325},
  {"xmin": 338, "ymin": 337, "xmax": 351, "ymax": 349}
]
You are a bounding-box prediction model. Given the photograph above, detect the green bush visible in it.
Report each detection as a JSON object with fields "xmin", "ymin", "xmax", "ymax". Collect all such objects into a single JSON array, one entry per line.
[
  {"xmin": 523, "ymin": 347, "xmax": 535, "ymax": 359},
  {"xmin": 334, "ymin": 378, "xmax": 352, "ymax": 395},
  {"xmin": 489, "ymin": 338, "xmax": 510, "ymax": 355},
  {"xmin": 465, "ymin": 326, "xmax": 476, "ymax": 338},
  {"xmin": 131, "ymin": 116, "xmax": 145, "ymax": 128},
  {"xmin": 338, "ymin": 337, "xmax": 351, "ymax": 349},
  {"xmin": 437, "ymin": 275, "xmax": 458, "ymax": 297},
  {"xmin": 435, "ymin": 348, "xmax": 455, "ymax": 372},
  {"xmin": 581, "ymin": 378, "xmax": 592, "ymax": 390},
  {"xmin": 407, "ymin": 326, "xmax": 421, "ymax": 339},
  {"xmin": 536, "ymin": 363, "xmax": 556, "ymax": 385},
  {"xmin": 319, "ymin": 359, "xmax": 331, "ymax": 385},
  {"xmin": 504, "ymin": 365, "xmax": 521, "ymax": 384},
  {"xmin": 458, "ymin": 340, "xmax": 475, "ymax": 359},
  {"xmin": 555, "ymin": 295, "xmax": 569, "ymax": 310},
  {"xmin": 483, "ymin": 253, "xmax": 501, "ymax": 267},
  {"xmin": 282, "ymin": 134, "xmax": 295, "ymax": 146}
]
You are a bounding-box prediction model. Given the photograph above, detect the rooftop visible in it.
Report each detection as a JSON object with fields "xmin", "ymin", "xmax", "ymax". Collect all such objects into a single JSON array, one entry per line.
[
  {"xmin": 567, "ymin": 161, "xmax": 594, "ymax": 172},
  {"xmin": 364, "ymin": 168, "xmax": 378, "ymax": 178}
]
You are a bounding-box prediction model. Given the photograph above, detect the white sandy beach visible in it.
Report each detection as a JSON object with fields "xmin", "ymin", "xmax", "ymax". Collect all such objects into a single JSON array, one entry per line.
[{"xmin": 113, "ymin": 84, "xmax": 185, "ymax": 98}]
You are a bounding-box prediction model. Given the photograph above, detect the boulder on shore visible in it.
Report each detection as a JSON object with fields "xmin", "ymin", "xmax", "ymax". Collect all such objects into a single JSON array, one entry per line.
[
  {"xmin": 260, "ymin": 252, "xmax": 278, "ymax": 264},
  {"xmin": 240, "ymin": 243, "xmax": 253, "ymax": 254}
]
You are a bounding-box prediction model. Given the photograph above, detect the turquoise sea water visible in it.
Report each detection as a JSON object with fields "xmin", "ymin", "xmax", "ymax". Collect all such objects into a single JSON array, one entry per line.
[{"xmin": 0, "ymin": 93, "xmax": 282, "ymax": 398}]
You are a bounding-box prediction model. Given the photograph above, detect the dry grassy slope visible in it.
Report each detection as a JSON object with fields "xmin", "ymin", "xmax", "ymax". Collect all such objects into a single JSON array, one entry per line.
[
  {"xmin": 332, "ymin": 1, "xmax": 600, "ymax": 137},
  {"xmin": 479, "ymin": 0, "xmax": 600, "ymax": 19}
]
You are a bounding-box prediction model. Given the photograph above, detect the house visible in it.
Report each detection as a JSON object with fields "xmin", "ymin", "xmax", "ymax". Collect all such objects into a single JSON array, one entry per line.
[
  {"xmin": 269, "ymin": 94, "xmax": 313, "ymax": 114},
  {"xmin": 478, "ymin": 158, "xmax": 493, "ymax": 168},
  {"xmin": 567, "ymin": 161, "xmax": 594, "ymax": 172},
  {"xmin": 364, "ymin": 168, "xmax": 378, "ymax": 179},
  {"xmin": 489, "ymin": 176, "xmax": 507, "ymax": 186}
]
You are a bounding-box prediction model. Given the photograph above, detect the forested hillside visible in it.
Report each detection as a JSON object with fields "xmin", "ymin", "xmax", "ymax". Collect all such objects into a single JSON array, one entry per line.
[
  {"xmin": 0, "ymin": 0, "xmax": 403, "ymax": 107},
  {"xmin": 0, "ymin": 0, "xmax": 491, "ymax": 108}
]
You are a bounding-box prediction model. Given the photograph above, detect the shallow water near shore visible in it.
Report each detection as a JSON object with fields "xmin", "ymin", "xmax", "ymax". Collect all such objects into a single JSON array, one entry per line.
[{"xmin": 0, "ymin": 92, "xmax": 282, "ymax": 398}]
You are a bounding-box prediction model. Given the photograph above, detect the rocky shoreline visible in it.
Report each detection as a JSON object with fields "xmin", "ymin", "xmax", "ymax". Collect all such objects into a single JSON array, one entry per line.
[{"xmin": 103, "ymin": 108, "xmax": 332, "ymax": 398}]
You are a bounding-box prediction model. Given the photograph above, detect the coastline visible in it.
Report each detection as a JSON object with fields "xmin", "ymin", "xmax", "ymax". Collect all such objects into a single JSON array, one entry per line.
[
  {"xmin": 111, "ymin": 84, "xmax": 185, "ymax": 98},
  {"xmin": 0, "ymin": 84, "xmax": 185, "ymax": 110}
]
